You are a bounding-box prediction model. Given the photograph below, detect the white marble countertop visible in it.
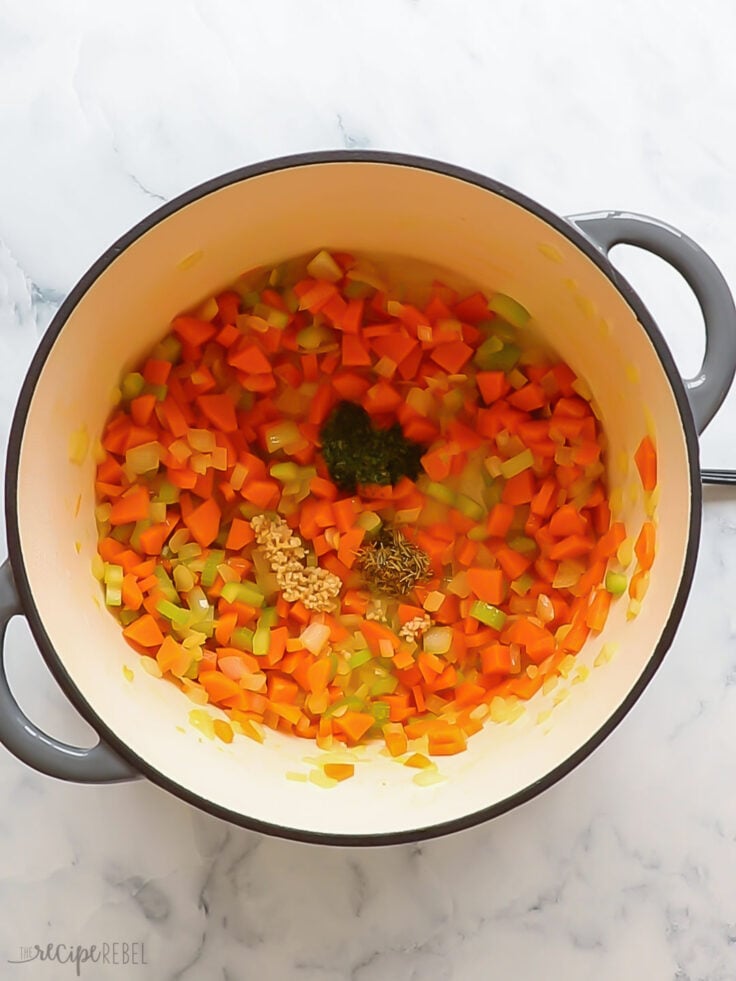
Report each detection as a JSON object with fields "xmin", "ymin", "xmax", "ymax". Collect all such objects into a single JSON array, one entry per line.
[{"xmin": 1, "ymin": 2, "xmax": 736, "ymax": 978}]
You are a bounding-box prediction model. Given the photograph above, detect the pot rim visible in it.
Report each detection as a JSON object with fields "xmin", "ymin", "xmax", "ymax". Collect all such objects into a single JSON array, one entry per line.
[{"xmin": 4, "ymin": 150, "xmax": 703, "ymax": 846}]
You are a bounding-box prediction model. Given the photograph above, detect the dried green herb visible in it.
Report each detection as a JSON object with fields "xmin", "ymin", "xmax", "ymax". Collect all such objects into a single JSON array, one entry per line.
[
  {"xmin": 357, "ymin": 529, "xmax": 430, "ymax": 597},
  {"xmin": 320, "ymin": 401, "xmax": 425, "ymax": 492}
]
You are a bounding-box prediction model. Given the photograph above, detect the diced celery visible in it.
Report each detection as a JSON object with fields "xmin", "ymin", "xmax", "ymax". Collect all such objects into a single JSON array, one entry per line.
[
  {"xmin": 143, "ymin": 382, "xmax": 168, "ymax": 402},
  {"xmin": 499, "ymin": 449, "xmax": 534, "ymax": 479},
  {"xmin": 474, "ymin": 340, "xmax": 521, "ymax": 372},
  {"xmin": 241, "ymin": 289, "xmax": 261, "ymax": 308},
  {"xmin": 306, "ymin": 249, "xmax": 343, "ymax": 283},
  {"xmin": 201, "ymin": 550, "xmax": 226, "ymax": 588},
  {"xmin": 324, "ymin": 695, "xmax": 366, "ymax": 718},
  {"xmin": 370, "ymin": 676, "xmax": 399, "ymax": 697},
  {"xmin": 470, "ymin": 600, "xmax": 507, "ymax": 630},
  {"xmin": 252, "ymin": 623, "xmax": 271, "ymax": 657},
  {"xmin": 343, "ymin": 280, "xmax": 373, "ymax": 299},
  {"xmin": 105, "ymin": 584, "xmax": 122, "ymax": 607},
  {"xmin": 488, "ymin": 293, "xmax": 531, "ymax": 328},
  {"xmin": 426, "ymin": 482, "xmax": 456, "ymax": 506},
  {"xmin": 129, "ymin": 519, "xmax": 151, "ymax": 552},
  {"xmin": 510, "ymin": 573, "xmax": 535, "ymax": 596},
  {"xmin": 151, "ymin": 335, "xmax": 182, "ymax": 363},
  {"xmin": 467, "ymin": 525, "xmax": 490, "ymax": 542},
  {"xmin": 348, "ymin": 649, "xmax": 373, "ymax": 670},
  {"xmin": 370, "ymin": 702, "xmax": 391, "ymax": 727},
  {"xmin": 154, "ymin": 481, "xmax": 180, "ymax": 505},
  {"xmin": 149, "ymin": 501, "xmax": 167, "ymax": 524},
  {"xmin": 270, "ymin": 461, "xmax": 302, "ymax": 482},
  {"xmin": 156, "ymin": 599, "xmax": 192, "ymax": 628},
  {"xmin": 455, "ymin": 494, "xmax": 485, "ymax": 521},
  {"xmin": 111, "ymin": 522, "xmax": 135, "ymax": 543},
  {"xmin": 230, "ymin": 627, "xmax": 254, "ymax": 652},
  {"xmin": 220, "ymin": 581, "xmax": 265, "ymax": 607},
  {"xmin": 121, "ymin": 372, "xmax": 145, "ymax": 401},
  {"xmin": 183, "ymin": 659, "xmax": 199, "ymax": 680},
  {"xmin": 154, "ymin": 566, "xmax": 179, "ymax": 603},
  {"xmin": 260, "ymin": 606, "xmax": 278, "ymax": 629},
  {"xmin": 477, "ymin": 317, "xmax": 516, "ymax": 342},
  {"xmin": 118, "ymin": 609, "xmax": 140, "ymax": 626},
  {"xmin": 103, "ymin": 563, "xmax": 124, "ymax": 587},
  {"xmin": 605, "ymin": 571, "xmax": 628, "ymax": 596},
  {"xmin": 297, "ymin": 324, "xmax": 334, "ymax": 351},
  {"xmin": 508, "ymin": 536, "xmax": 537, "ymax": 555},
  {"xmin": 253, "ymin": 303, "xmax": 290, "ymax": 329}
]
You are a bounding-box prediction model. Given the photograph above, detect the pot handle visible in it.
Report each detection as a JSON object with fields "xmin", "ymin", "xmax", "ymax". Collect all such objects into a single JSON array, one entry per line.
[
  {"xmin": 568, "ymin": 211, "xmax": 736, "ymax": 434},
  {"xmin": 0, "ymin": 559, "xmax": 139, "ymax": 783}
]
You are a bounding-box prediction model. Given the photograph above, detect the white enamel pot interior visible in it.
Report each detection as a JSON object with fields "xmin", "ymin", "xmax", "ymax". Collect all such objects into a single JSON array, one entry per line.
[{"xmin": 4, "ymin": 152, "xmax": 725, "ymax": 845}]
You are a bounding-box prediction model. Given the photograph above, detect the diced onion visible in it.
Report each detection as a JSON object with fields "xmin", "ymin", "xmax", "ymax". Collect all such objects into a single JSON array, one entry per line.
[{"xmin": 300, "ymin": 622, "xmax": 331, "ymax": 656}]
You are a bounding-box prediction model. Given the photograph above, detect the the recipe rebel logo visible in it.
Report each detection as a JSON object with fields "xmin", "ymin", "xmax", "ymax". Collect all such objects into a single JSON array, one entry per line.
[{"xmin": 7, "ymin": 941, "xmax": 147, "ymax": 976}]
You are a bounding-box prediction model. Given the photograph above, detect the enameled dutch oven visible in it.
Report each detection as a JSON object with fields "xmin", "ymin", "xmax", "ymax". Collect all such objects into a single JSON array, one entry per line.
[{"xmin": 1, "ymin": 152, "xmax": 735, "ymax": 845}]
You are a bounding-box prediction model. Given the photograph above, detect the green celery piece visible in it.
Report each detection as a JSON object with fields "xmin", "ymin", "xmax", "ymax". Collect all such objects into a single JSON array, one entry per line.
[
  {"xmin": 324, "ymin": 695, "xmax": 366, "ymax": 718},
  {"xmin": 508, "ymin": 536, "xmax": 537, "ymax": 555},
  {"xmin": 230, "ymin": 627, "xmax": 254, "ymax": 652},
  {"xmin": 121, "ymin": 372, "xmax": 145, "ymax": 401},
  {"xmin": 470, "ymin": 600, "xmax": 507, "ymax": 630},
  {"xmin": 483, "ymin": 481, "xmax": 504, "ymax": 509},
  {"xmin": 214, "ymin": 529, "xmax": 229, "ymax": 549},
  {"xmin": 220, "ymin": 581, "xmax": 265, "ymax": 607},
  {"xmin": 370, "ymin": 702, "xmax": 391, "ymax": 726},
  {"xmin": 239, "ymin": 503, "xmax": 260, "ymax": 520},
  {"xmin": 129, "ymin": 519, "xmax": 151, "ymax": 552},
  {"xmin": 118, "ymin": 609, "xmax": 140, "ymax": 627},
  {"xmin": 348, "ymin": 649, "xmax": 373, "ymax": 670},
  {"xmin": 467, "ymin": 525, "xmax": 490, "ymax": 542},
  {"xmin": 154, "ymin": 480, "xmax": 180, "ymax": 505},
  {"xmin": 103, "ymin": 563, "xmax": 124, "ymax": 587},
  {"xmin": 241, "ymin": 289, "xmax": 261, "ymax": 307},
  {"xmin": 426, "ymin": 481, "xmax": 456, "ymax": 505},
  {"xmin": 153, "ymin": 566, "xmax": 179, "ymax": 603},
  {"xmin": 510, "ymin": 573, "xmax": 535, "ymax": 596},
  {"xmin": 156, "ymin": 599, "xmax": 192, "ymax": 628},
  {"xmin": 343, "ymin": 280, "xmax": 373, "ymax": 300},
  {"xmin": 183, "ymin": 659, "xmax": 199, "ymax": 680},
  {"xmin": 142, "ymin": 382, "xmax": 168, "ymax": 402},
  {"xmin": 270, "ymin": 462, "xmax": 302, "ymax": 482},
  {"xmin": 111, "ymin": 522, "xmax": 135, "ymax": 544},
  {"xmin": 477, "ymin": 318, "xmax": 516, "ymax": 343},
  {"xmin": 474, "ymin": 340, "xmax": 521, "ymax": 372},
  {"xmin": 201, "ymin": 550, "xmax": 225, "ymax": 588},
  {"xmin": 369, "ymin": 676, "xmax": 399, "ymax": 697},
  {"xmin": 105, "ymin": 584, "xmax": 122, "ymax": 607},
  {"xmin": 488, "ymin": 293, "xmax": 531, "ymax": 328},
  {"xmin": 455, "ymin": 494, "xmax": 485, "ymax": 521},
  {"xmin": 151, "ymin": 335, "xmax": 182, "ymax": 363},
  {"xmin": 605, "ymin": 571, "xmax": 628, "ymax": 596},
  {"xmin": 260, "ymin": 606, "xmax": 278, "ymax": 629},
  {"xmin": 252, "ymin": 623, "xmax": 271, "ymax": 657}
]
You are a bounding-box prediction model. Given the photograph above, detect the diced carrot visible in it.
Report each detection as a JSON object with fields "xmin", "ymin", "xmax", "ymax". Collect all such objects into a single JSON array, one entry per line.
[
  {"xmin": 197, "ymin": 393, "xmax": 238, "ymax": 433},
  {"xmin": 502, "ymin": 470, "xmax": 536, "ymax": 505},
  {"xmin": 109, "ymin": 486, "xmax": 149, "ymax": 525},
  {"xmin": 333, "ymin": 711, "xmax": 374, "ymax": 744},
  {"xmin": 171, "ymin": 315, "xmax": 217, "ymax": 347},
  {"xmin": 183, "ymin": 497, "xmax": 221, "ymax": 548},
  {"xmin": 585, "ymin": 589, "xmax": 612, "ymax": 632},
  {"xmin": 225, "ymin": 518, "xmax": 255, "ymax": 551},
  {"xmin": 635, "ymin": 521, "xmax": 656, "ymax": 571},
  {"xmin": 123, "ymin": 613, "xmax": 164, "ymax": 648},
  {"xmin": 467, "ymin": 567, "xmax": 505, "ymax": 605},
  {"xmin": 634, "ymin": 435, "xmax": 657, "ymax": 491},
  {"xmin": 341, "ymin": 333, "xmax": 371, "ymax": 367},
  {"xmin": 487, "ymin": 502, "xmax": 515, "ymax": 538}
]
